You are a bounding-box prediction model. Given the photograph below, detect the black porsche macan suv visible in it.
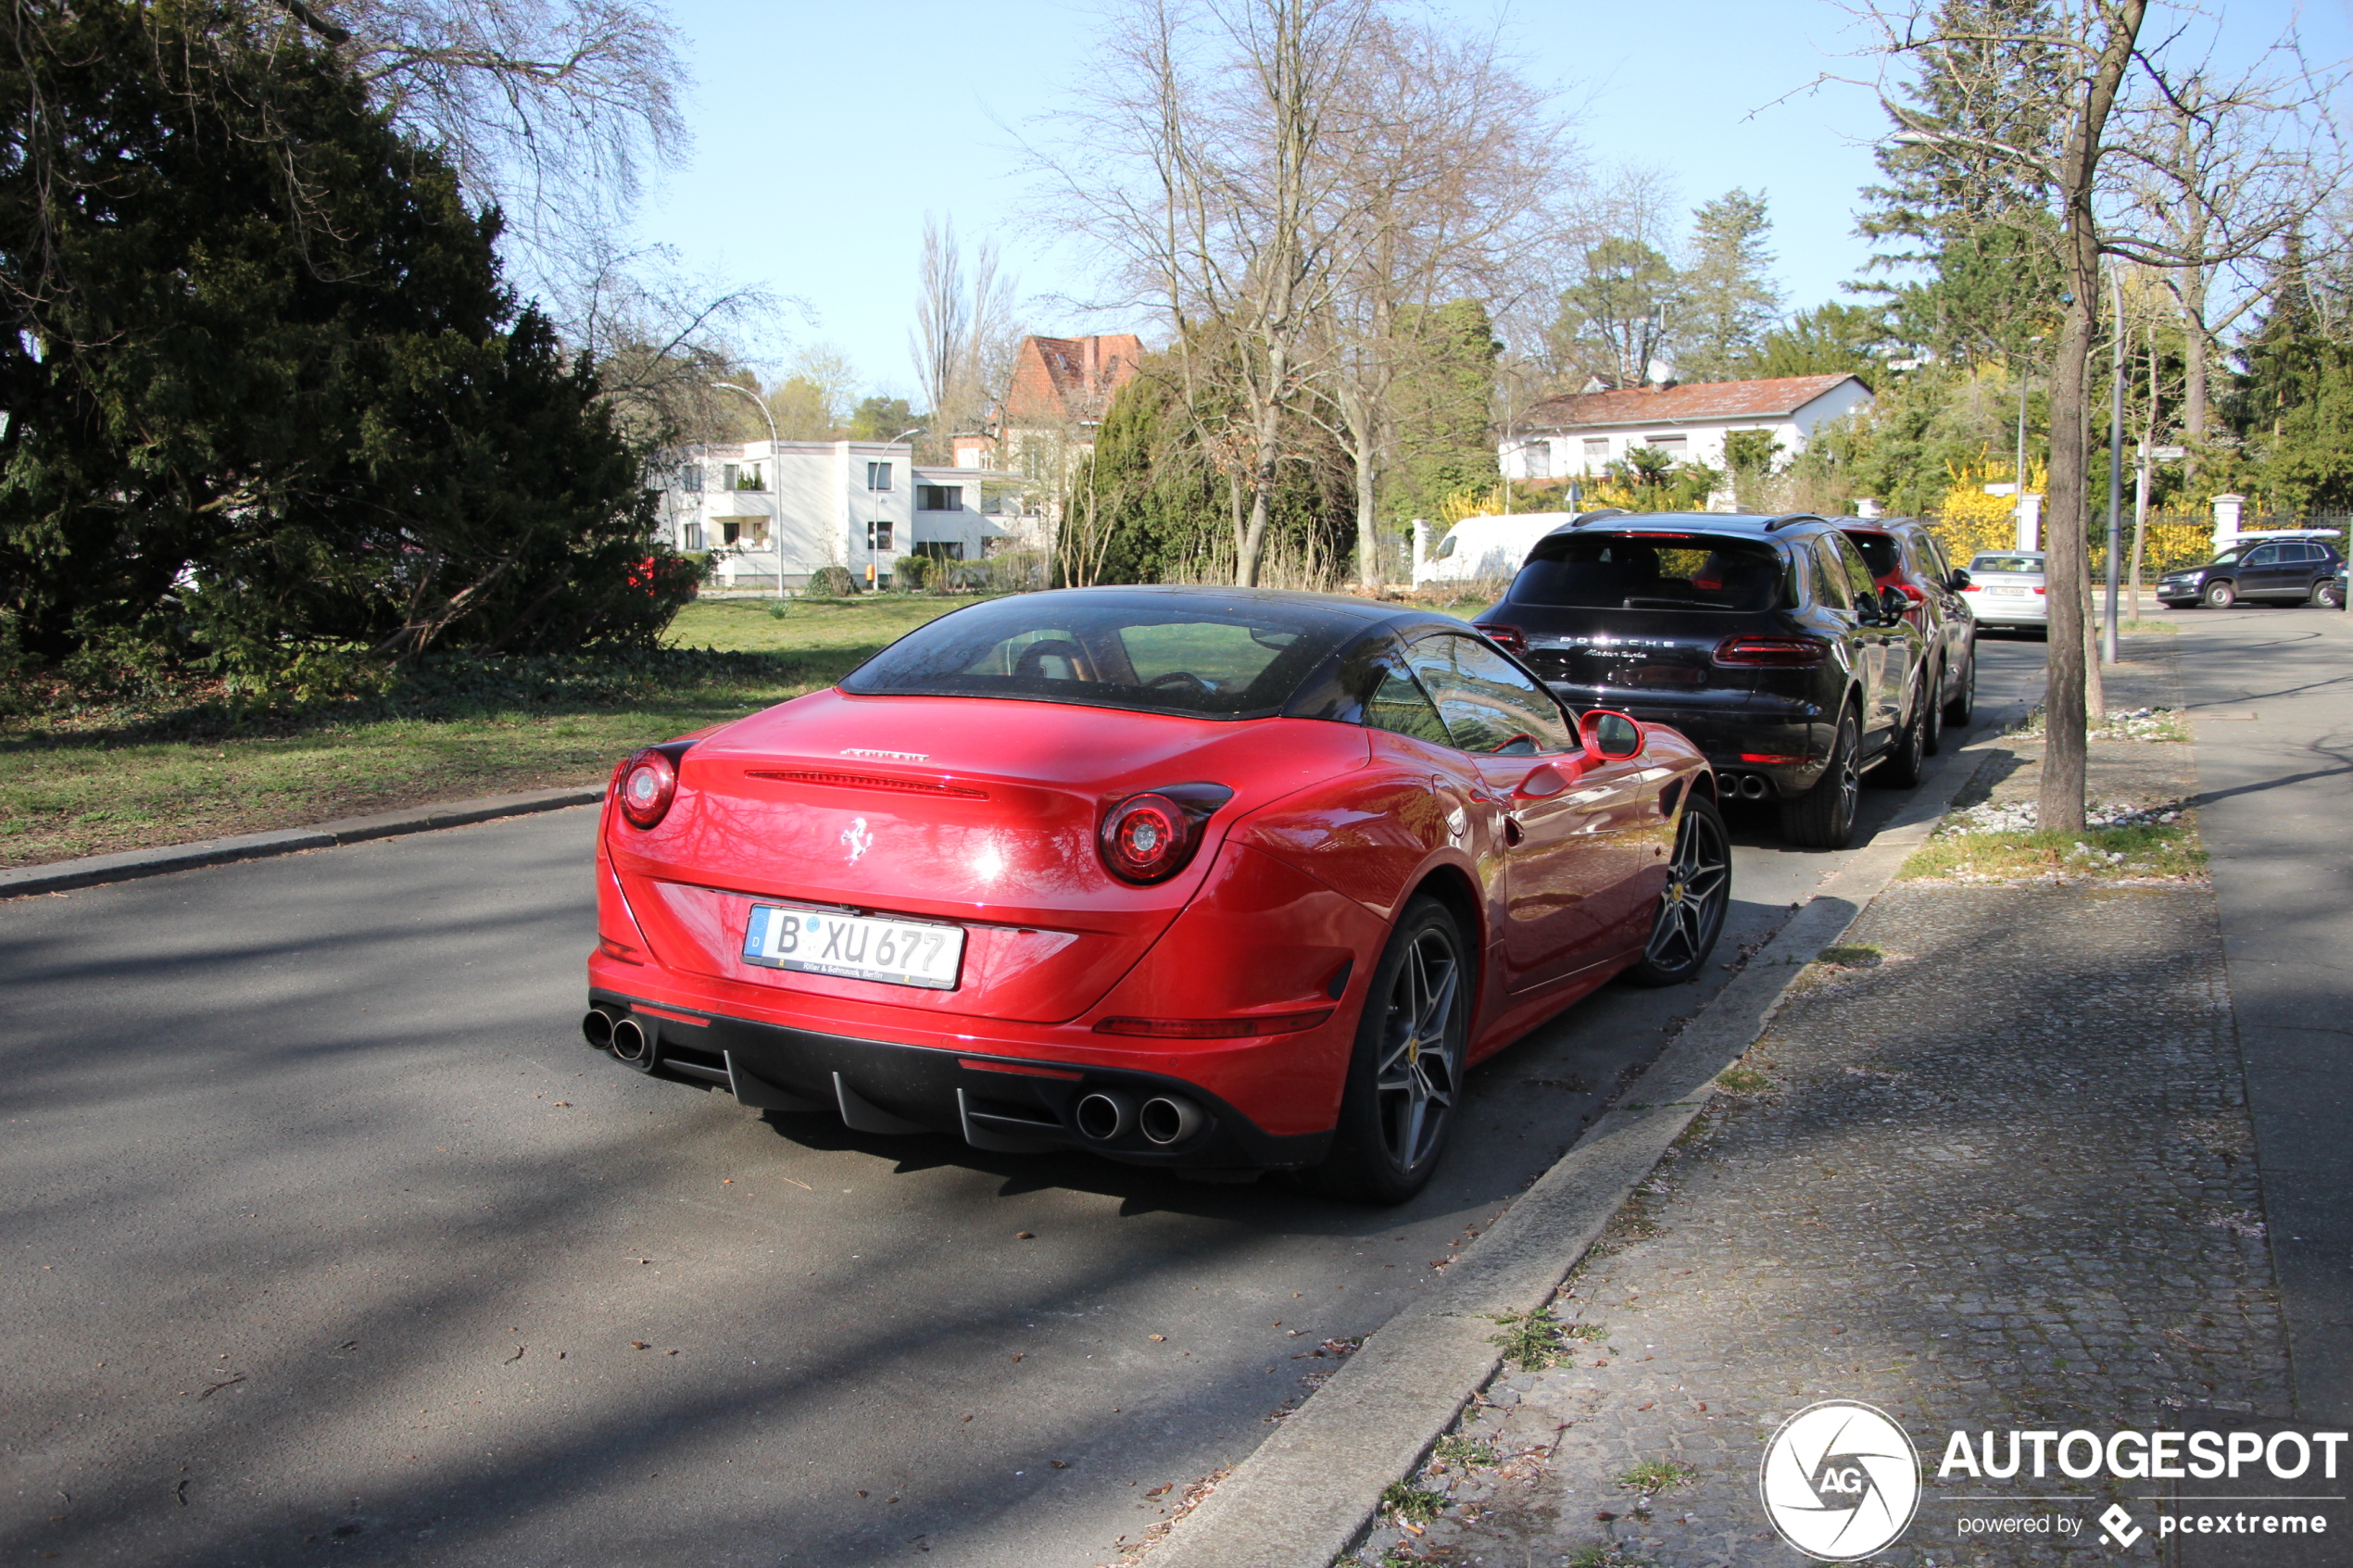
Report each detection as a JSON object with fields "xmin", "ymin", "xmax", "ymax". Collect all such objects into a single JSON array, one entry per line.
[{"xmin": 1476, "ymin": 513, "xmax": 1932, "ymax": 850}]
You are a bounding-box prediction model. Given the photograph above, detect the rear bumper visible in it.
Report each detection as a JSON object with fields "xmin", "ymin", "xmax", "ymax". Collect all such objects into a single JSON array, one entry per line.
[
  {"xmin": 1548, "ymin": 686, "xmax": 1825, "ymax": 800},
  {"xmin": 1966, "ymin": 595, "xmax": 2048, "ymax": 625},
  {"xmin": 584, "ymin": 970, "xmax": 1338, "ymax": 1171}
]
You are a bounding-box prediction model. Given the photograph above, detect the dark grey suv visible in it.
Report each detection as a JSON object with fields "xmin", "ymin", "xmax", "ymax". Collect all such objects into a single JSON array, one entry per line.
[
  {"xmin": 1475, "ymin": 512, "xmax": 1931, "ymax": 850},
  {"xmin": 2158, "ymin": 536, "xmax": 2346, "ymax": 608}
]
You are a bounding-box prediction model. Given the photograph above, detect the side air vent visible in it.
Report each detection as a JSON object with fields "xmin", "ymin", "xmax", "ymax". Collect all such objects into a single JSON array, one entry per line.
[{"xmin": 744, "ymin": 770, "xmax": 989, "ymax": 799}]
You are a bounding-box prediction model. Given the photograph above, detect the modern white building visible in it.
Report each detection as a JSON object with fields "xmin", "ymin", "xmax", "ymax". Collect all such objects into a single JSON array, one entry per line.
[
  {"xmin": 655, "ymin": 441, "xmax": 1016, "ymax": 590},
  {"xmin": 1500, "ymin": 374, "xmax": 1874, "ymax": 505}
]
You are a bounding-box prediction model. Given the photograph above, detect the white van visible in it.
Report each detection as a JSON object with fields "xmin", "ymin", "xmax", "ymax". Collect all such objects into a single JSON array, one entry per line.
[{"xmin": 1414, "ymin": 510, "xmax": 1628, "ymax": 589}]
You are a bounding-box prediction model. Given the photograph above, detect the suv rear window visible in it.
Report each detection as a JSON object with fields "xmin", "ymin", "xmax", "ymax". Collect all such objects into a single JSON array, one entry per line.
[
  {"xmin": 1511, "ymin": 532, "xmax": 1792, "ymax": 613},
  {"xmin": 1969, "ymin": 555, "xmax": 2045, "ymax": 574},
  {"xmin": 1843, "ymin": 533, "xmax": 1901, "ymax": 577}
]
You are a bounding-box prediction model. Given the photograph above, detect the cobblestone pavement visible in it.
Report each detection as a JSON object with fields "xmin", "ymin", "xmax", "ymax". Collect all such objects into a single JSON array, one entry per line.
[{"xmin": 1352, "ymin": 642, "xmax": 2306, "ymax": 1567}]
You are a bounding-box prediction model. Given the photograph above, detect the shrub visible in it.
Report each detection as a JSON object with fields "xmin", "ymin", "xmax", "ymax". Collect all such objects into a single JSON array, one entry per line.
[{"xmin": 807, "ymin": 566, "xmax": 859, "ymax": 597}]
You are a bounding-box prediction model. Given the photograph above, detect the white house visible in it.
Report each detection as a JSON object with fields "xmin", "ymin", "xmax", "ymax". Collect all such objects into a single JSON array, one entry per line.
[
  {"xmin": 655, "ymin": 440, "xmax": 1017, "ymax": 590},
  {"xmin": 1500, "ymin": 374, "xmax": 1873, "ymax": 505}
]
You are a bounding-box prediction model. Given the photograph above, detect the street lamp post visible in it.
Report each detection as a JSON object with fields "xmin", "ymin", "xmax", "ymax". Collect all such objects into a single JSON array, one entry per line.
[
  {"xmin": 2104, "ymin": 271, "xmax": 2125, "ymax": 665},
  {"xmin": 711, "ymin": 382, "xmax": 785, "ymax": 602},
  {"xmin": 871, "ymin": 428, "xmax": 924, "ymax": 590}
]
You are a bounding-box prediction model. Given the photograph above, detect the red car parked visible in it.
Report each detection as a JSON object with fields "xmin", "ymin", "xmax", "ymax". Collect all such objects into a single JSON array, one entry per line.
[{"xmin": 585, "ymin": 587, "xmax": 1726, "ymax": 1203}]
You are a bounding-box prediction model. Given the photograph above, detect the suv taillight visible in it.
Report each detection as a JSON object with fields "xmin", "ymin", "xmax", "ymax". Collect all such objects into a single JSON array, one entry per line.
[
  {"xmin": 1714, "ymin": 635, "xmax": 1830, "ymax": 668},
  {"xmin": 616, "ymin": 748, "xmax": 679, "ymax": 829},
  {"xmin": 1474, "ymin": 621, "xmax": 1528, "ymax": 653}
]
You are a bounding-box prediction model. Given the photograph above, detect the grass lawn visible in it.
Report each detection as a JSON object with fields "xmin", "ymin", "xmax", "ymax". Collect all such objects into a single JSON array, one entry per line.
[{"xmin": 0, "ymin": 594, "xmax": 977, "ymax": 872}]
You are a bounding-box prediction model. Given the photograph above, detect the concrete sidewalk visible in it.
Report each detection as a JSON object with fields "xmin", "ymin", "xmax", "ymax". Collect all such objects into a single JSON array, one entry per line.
[
  {"xmin": 1342, "ymin": 635, "xmax": 2323, "ymax": 1566},
  {"xmin": 2174, "ymin": 608, "xmax": 2353, "ymax": 1427}
]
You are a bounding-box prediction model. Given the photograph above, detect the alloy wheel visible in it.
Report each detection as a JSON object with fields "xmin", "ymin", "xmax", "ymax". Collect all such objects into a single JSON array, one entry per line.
[
  {"xmin": 1644, "ymin": 805, "xmax": 1730, "ymax": 974},
  {"xmin": 1373, "ymin": 925, "xmax": 1463, "ymax": 1173}
]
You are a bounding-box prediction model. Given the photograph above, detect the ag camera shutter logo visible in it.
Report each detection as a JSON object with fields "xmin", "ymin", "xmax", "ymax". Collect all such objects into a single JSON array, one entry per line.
[{"xmin": 1759, "ymin": 1399, "xmax": 1921, "ymax": 1560}]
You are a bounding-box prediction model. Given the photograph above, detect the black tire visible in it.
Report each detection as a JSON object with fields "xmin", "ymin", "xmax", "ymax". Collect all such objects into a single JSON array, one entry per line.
[
  {"xmin": 1920, "ymin": 659, "xmax": 1946, "ymax": 756},
  {"xmin": 2315, "ymin": 578, "xmax": 2345, "ymax": 609},
  {"xmin": 1943, "ymin": 642, "xmax": 1976, "ymax": 727},
  {"xmin": 1625, "ymin": 796, "xmax": 1730, "ymax": 986},
  {"xmin": 2205, "ymin": 578, "xmax": 2236, "ymax": 608},
  {"xmin": 1872, "ymin": 681, "xmax": 1929, "ymax": 789},
  {"xmin": 1780, "ymin": 708, "xmax": 1861, "ymax": 850},
  {"xmin": 1306, "ymin": 897, "xmax": 1470, "ymax": 1206}
]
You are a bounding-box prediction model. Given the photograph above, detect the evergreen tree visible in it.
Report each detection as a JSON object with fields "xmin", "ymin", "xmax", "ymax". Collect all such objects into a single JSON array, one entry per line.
[
  {"xmin": 1676, "ymin": 191, "xmax": 1782, "ymax": 382},
  {"xmin": 1746, "ymin": 302, "xmax": 1898, "ymax": 384},
  {"xmin": 1546, "ymin": 238, "xmax": 1678, "ymax": 387},
  {"xmin": 1854, "ymin": 0, "xmax": 2066, "ymax": 361},
  {"xmin": 0, "ymin": 0, "xmax": 677, "ymax": 668},
  {"xmin": 1385, "ymin": 300, "xmax": 1501, "ymax": 527}
]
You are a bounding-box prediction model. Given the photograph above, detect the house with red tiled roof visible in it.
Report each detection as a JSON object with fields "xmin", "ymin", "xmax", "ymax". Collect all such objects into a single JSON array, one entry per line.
[
  {"xmin": 1504, "ymin": 373, "xmax": 1872, "ymax": 505},
  {"xmin": 954, "ymin": 333, "xmax": 1148, "ymax": 547}
]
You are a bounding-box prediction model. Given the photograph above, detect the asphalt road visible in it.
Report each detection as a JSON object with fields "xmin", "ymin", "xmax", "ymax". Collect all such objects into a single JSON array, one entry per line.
[{"xmin": 1, "ymin": 639, "xmax": 2042, "ymax": 1568}]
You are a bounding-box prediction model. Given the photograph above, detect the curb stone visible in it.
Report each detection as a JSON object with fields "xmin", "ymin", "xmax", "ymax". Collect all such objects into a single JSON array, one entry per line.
[
  {"xmin": 0, "ymin": 785, "xmax": 605, "ymax": 899},
  {"xmin": 1146, "ymin": 688, "xmax": 2044, "ymax": 1568}
]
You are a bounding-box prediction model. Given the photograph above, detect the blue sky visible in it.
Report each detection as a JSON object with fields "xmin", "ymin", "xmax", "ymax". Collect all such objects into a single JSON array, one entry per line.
[{"xmin": 623, "ymin": 0, "xmax": 2340, "ymax": 399}]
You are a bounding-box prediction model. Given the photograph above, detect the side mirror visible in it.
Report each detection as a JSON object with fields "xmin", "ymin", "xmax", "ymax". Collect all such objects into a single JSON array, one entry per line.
[
  {"xmin": 1881, "ymin": 585, "xmax": 1910, "ymax": 619},
  {"xmin": 1947, "ymin": 569, "xmax": 1971, "ymax": 592},
  {"xmin": 1579, "ymin": 709, "xmax": 1642, "ymax": 759}
]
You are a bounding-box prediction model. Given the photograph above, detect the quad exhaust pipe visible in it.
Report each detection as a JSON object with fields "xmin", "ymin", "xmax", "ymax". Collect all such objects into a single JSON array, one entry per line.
[
  {"xmin": 1074, "ymin": 1091, "xmax": 1134, "ymax": 1143},
  {"xmin": 1734, "ymin": 774, "xmax": 1768, "ymax": 799},
  {"xmin": 581, "ymin": 1009, "xmax": 615, "ymax": 1049},
  {"xmin": 610, "ymin": 1015, "xmax": 657, "ymax": 1072},
  {"xmin": 1139, "ymin": 1095, "xmax": 1204, "ymax": 1147}
]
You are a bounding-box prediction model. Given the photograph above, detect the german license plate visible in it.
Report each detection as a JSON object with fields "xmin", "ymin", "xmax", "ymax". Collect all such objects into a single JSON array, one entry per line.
[
  {"xmin": 741, "ymin": 904, "xmax": 964, "ymax": 989},
  {"xmin": 1990, "ymin": 585, "xmax": 2028, "ymax": 596}
]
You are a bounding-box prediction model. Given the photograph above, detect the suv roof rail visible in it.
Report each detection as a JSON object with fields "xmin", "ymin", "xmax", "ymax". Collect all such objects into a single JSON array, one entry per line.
[
  {"xmin": 1565, "ymin": 507, "xmax": 1630, "ymax": 527},
  {"xmin": 1761, "ymin": 513, "xmax": 1826, "ymax": 532}
]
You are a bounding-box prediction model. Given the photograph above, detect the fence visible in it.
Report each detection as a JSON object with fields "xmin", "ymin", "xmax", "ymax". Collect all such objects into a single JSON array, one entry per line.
[{"xmin": 1928, "ymin": 511, "xmax": 2344, "ymax": 581}]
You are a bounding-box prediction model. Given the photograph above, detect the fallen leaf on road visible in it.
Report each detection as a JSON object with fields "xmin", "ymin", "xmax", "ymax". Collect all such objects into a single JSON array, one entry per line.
[
  {"xmin": 1149, "ymin": 1334, "xmax": 1165, "ymax": 1342},
  {"xmin": 1146, "ymin": 1485, "xmax": 1171, "ymax": 1499},
  {"xmin": 1015, "ymin": 1231, "xmax": 1035, "ymax": 1240},
  {"xmin": 1010, "ymin": 1353, "xmax": 1023, "ymax": 1362},
  {"xmin": 1051, "ymin": 1460, "xmax": 1067, "ymax": 1468},
  {"xmin": 630, "ymin": 1341, "xmax": 650, "ymax": 1350}
]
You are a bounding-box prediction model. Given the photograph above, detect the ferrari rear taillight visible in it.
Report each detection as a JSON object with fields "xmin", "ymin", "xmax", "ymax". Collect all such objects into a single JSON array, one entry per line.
[
  {"xmin": 1098, "ymin": 784, "xmax": 1233, "ymax": 884},
  {"xmin": 617, "ymin": 748, "xmax": 679, "ymax": 829},
  {"xmin": 1101, "ymin": 793, "xmax": 1189, "ymax": 881},
  {"xmin": 1714, "ymin": 635, "xmax": 1829, "ymax": 668}
]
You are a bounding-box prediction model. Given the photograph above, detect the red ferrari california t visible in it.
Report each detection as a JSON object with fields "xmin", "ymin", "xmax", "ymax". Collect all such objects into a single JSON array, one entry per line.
[{"xmin": 585, "ymin": 587, "xmax": 1728, "ymax": 1203}]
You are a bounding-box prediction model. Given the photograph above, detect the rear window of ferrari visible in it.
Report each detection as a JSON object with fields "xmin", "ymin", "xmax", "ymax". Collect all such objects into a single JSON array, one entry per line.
[
  {"xmin": 839, "ymin": 592, "xmax": 1369, "ymax": 719},
  {"xmin": 1511, "ymin": 531, "xmax": 1793, "ymax": 613}
]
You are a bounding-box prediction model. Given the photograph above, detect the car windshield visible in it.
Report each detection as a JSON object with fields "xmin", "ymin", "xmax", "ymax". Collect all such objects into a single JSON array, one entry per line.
[
  {"xmin": 1970, "ymin": 555, "xmax": 2045, "ymax": 574},
  {"xmin": 1510, "ymin": 532, "xmax": 1791, "ymax": 613},
  {"xmin": 1844, "ymin": 533, "xmax": 1902, "ymax": 577},
  {"xmin": 838, "ymin": 590, "xmax": 1369, "ymax": 720}
]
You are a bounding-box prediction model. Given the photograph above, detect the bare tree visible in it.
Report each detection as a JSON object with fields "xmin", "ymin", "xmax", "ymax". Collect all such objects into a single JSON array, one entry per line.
[
  {"xmin": 909, "ymin": 216, "xmax": 1020, "ymax": 461},
  {"xmin": 2126, "ymin": 61, "xmax": 2343, "ymax": 478},
  {"xmin": 1315, "ymin": 16, "xmax": 1569, "ymax": 586},
  {"xmin": 1033, "ymin": 0, "xmax": 1378, "ymax": 586},
  {"xmin": 264, "ymin": 0, "xmax": 686, "ymax": 279},
  {"xmin": 1853, "ymin": 0, "xmax": 2340, "ymax": 830}
]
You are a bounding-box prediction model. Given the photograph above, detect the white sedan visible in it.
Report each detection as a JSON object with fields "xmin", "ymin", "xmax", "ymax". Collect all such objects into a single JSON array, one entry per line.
[{"xmin": 1962, "ymin": 551, "xmax": 2049, "ymax": 633}]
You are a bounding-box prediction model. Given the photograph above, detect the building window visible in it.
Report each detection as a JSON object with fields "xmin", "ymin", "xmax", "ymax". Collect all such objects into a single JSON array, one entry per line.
[
  {"xmin": 867, "ymin": 519, "xmax": 895, "ymax": 551},
  {"xmin": 1583, "ymin": 437, "xmax": 1609, "ymax": 466},
  {"xmin": 723, "ymin": 462, "xmax": 739, "ymax": 491},
  {"xmin": 722, "ymin": 519, "xmax": 770, "ymax": 548},
  {"xmin": 1642, "ymin": 434, "xmax": 1689, "ymax": 460},
  {"xmin": 679, "ymin": 464, "xmax": 703, "ymax": 493},
  {"xmin": 917, "ymin": 483, "xmax": 963, "ymax": 511},
  {"xmin": 735, "ymin": 462, "xmax": 764, "ymax": 491},
  {"xmin": 866, "ymin": 460, "xmax": 893, "ymax": 492},
  {"xmin": 1523, "ymin": 440, "xmax": 1552, "ymax": 479},
  {"xmin": 683, "ymin": 522, "xmax": 704, "ymax": 551}
]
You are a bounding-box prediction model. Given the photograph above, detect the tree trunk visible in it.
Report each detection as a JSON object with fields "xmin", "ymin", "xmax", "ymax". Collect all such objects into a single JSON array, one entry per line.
[
  {"xmin": 2044, "ymin": 281, "xmax": 2095, "ymax": 833},
  {"xmin": 1353, "ymin": 418, "xmax": 1380, "ymax": 589},
  {"xmin": 2039, "ymin": 0, "xmax": 2145, "ymax": 835},
  {"xmin": 2181, "ymin": 274, "xmax": 2209, "ymax": 483}
]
